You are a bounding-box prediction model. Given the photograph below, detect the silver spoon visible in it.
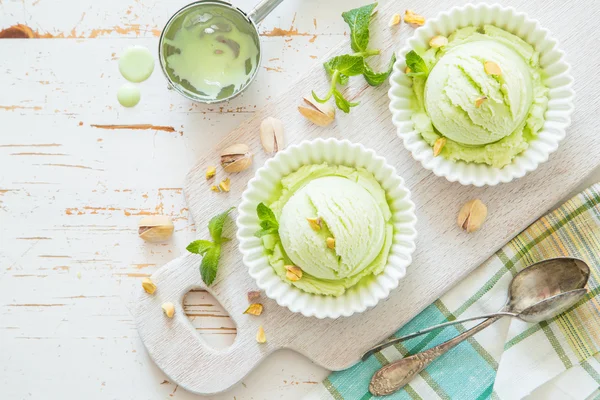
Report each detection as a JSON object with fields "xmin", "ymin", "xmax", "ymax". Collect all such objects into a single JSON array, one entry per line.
[{"xmin": 368, "ymin": 257, "xmax": 590, "ymax": 396}]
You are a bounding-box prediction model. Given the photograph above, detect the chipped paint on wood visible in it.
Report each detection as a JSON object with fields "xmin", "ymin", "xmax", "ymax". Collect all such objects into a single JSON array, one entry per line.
[
  {"xmin": 264, "ymin": 66, "xmax": 283, "ymax": 73},
  {"xmin": 38, "ymin": 163, "xmax": 102, "ymax": 170},
  {"xmin": 90, "ymin": 124, "xmax": 179, "ymax": 134},
  {"xmin": 11, "ymin": 152, "xmax": 67, "ymax": 156},
  {"xmin": 112, "ymin": 272, "xmax": 151, "ymax": 278},
  {"xmin": 0, "ymin": 143, "xmax": 62, "ymax": 147},
  {"xmin": 0, "ymin": 23, "xmax": 161, "ymax": 39},
  {"xmin": 261, "ymin": 27, "xmax": 313, "ymax": 37},
  {"xmin": 0, "ymin": 105, "xmax": 43, "ymax": 111}
]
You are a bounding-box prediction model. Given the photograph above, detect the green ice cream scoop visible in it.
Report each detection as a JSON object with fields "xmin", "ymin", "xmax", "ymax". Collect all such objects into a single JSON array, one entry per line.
[
  {"xmin": 424, "ymin": 40, "xmax": 533, "ymax": 146},
  {"xmin": 260, "ymin": 163, "xmax": 393, "ymax": 297},
  {"xmin": 278, "ymin": 176, "xmax": 386, "ymax": 280},
  {"xmin": 410, "ymin": 25, "xmax": 549, "ymax": 168}
]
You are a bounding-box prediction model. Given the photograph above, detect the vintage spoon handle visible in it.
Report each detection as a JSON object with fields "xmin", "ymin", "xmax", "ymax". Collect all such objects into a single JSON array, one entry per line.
[
  {"xmin": 369, "ymin": 316, "xmax": 502, "ymax": 396},
  {"xmin": 361, "ymin": 312, "xmax": 514, "ymax": 361}
]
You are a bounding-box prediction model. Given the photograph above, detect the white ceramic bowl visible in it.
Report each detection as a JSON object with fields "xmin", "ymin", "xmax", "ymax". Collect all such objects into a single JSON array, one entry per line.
[
  {"xmin": 389, "ymin": 3, "xmax": 575, "ymax": 186},
  {"xmin": 236, "ymin": 139, "xmax": 417, "ymax": 318}
]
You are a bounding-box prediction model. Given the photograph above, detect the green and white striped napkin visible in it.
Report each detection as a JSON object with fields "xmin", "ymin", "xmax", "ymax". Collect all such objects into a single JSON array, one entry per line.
[{"xmin": 308, "ymin": 184, "xmax": 600, "ymax": 399}]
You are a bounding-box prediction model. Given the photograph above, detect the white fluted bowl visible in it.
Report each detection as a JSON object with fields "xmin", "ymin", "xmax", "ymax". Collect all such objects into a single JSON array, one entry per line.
[
  {"xmin": 389, "ymin": 3, "xmax": 575, "ymax": 186},
  {"xmin": 236, "ymin": 139, "xmax": 417, "ymax": 318}
]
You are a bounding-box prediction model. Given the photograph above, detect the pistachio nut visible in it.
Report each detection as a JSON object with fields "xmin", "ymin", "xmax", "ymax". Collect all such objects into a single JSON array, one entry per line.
[
  {"xmin": 247, "ymin": 290, "xmax": 261, "ymax": 302},
  {"xmin": 138, "ymin": 215, "xmax": 174, "ymax": 243},
  {"xmin": 205, "ymin": 166, "xmax": 216, "ymax": 180},
  {"xmin": 162, "ymin": 302, "xmax": 175, "ymax": 318},
  {"xmin": 484, "ymin": 61, "xmax": 502, "ymax": 76},
  {"xmin": 475, "ymin": 96, "xmax": 488, "ymax": 108},
  {"xmin": 389, "ymin": 13, "xmax": 401, "ymax": 27},
  {"xmin": 326, "ymin": 237, "xmax": 335, "ymax": 249},
  {"xmin": 285, "ymin": 265, "xmax": 303, "ymax": 281},
  {"xmin": 260, "ymin": 117, "xmax": 285, "ymax": 153},
  {"xmin": 244, "ymin": 303, "xmax": 264, "ymax": 316},
  {"xmin": 141, "ymin": 277, "xmax": 157, "ymax": 294},
  {"xmin": 433, "ymin": 137, "xmax": 446, "ymax": 157},
  {"xmin": 404, "ymin": 10, "xmax": 425, "ymax": 26},
  {"xmin": 218, "ymin": 177, "xmax": 231, "ymax": 192},
  {"xmin": 220, "ymin": 143, "xmax": 253, "ymax": 173},
  {"xmin": 429, "ymin": 35, "xmax": 448, "ymax": 48},
  {"xmin": 306, "ymin": 217, "xmax": 322, "ymax": 231},
  {"xmin": 298, "ymin": 96, "xmax": 335, "ymax": 127},
  {"xmin": 457, "ymin": 199, "xmax": 488, "ymax": 233},
  {"xmin": 256, "ymin": 325, "xmax": 266, "ymax": 343}
]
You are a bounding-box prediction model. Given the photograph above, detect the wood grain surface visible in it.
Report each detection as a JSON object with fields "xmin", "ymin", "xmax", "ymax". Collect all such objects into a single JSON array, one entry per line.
[
  {"xmin": 133, "ymin": 0, "xmax": 600, "ymax": 395},
  {"xmin": 2, "ymin": 0, "xmax": 600, "ymax": 398}
]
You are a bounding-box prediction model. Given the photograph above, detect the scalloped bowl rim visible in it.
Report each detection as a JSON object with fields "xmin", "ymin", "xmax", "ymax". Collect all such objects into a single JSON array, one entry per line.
[
  {"xmin": 236, "ymin": 138, "xmax": 418, "ymax": 318},
  {"xmin": 388, "ymin": 3, "xmax": 575, "ymax": 186}
]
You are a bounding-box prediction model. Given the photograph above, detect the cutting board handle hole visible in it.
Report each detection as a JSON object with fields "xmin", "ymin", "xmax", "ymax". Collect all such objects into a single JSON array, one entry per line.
[{"xmin": 183, "ymin": 288, "xmax": 237, "ymax": 350}]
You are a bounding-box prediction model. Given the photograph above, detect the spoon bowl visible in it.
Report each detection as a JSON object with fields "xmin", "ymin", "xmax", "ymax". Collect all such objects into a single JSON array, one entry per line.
[
  {"xmin": 506, "ymin": 257, "xmax": 589, "ymax": 315},
  {"xmin": 517, "ymin": 288, "xmax": 587, "ymax": 322}
]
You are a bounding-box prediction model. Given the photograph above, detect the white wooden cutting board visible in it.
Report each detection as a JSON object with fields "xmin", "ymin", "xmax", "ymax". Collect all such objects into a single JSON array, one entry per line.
[{"xmin": 133, "ymin": 1, "xmax": 600, "ymax": 395}]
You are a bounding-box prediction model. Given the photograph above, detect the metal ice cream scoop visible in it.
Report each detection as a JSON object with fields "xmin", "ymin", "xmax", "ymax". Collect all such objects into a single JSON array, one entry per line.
[{"xmin": 367, "ymin": 257, "xmax": 590, "ymax": 396}]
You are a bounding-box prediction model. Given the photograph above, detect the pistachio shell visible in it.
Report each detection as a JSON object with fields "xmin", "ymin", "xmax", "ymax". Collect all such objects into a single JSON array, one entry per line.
[
  {"xmin": 138, "ymin": 215, "xmax": 174, "ymax": 243},
  {"xmin": 220, "ymin": 143, "xmax": 253, "ymax": 173},
  {"xmin": 457, "ymin": 199, "xmax": 488, "ymax": 233},
  {"xmin": 260, "ymin": 117, "xmax": 285, "ymax": 153},
  {"xmin": 298, "ymin": 97, "xmax": 335, "ymax": 127}
]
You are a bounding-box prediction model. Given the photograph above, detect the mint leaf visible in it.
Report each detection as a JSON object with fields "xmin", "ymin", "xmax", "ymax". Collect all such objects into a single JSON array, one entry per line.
[
  {"xmin": 325, "ymin": 63, "xmax": 349, "ymax": 85},
  {"xmin": 257, "ymin": 202, "xmax": 277, "ymax": 225},
  {"xmin": 342, "ymin": 3, "xmax": 377, "ymax": 52},
  {"xmin": 208, "ymin": 207, "xmax": 235, "ymax": 244},
  {"xmin": 255, "ymin": 203, "xmax": 279, "ymax": 238},
  {"xmin": 260, "ymin": 220, "xmax": 278, "ymax": 230},
  {"xmin": 333, "ymin": 89, "xmax": 359, "ymax": 113},
  {"xmin": 186, "ymin": 239, "xmax": 214, "ymax": 255},
  {"xmin": 405, "ymin": 50, "xmax": 428, "ymax": 77},
  {"xmin": 254, "ymin": 228, "xmax": 278, "ymax": 238},
  {"xmin": 325, "ymin": 55, "xmax": 365, "ymax": 77},
  {"xmin": 200, "ymin": 245, "xmax": 221, "ymax": 286},
  {"xmin": 364, "ymin": 53, "xmax": 396, "ymax": 86},
  {"xmin": 187, "ymin": 207, "xmax": 234, "ymax": 286}
]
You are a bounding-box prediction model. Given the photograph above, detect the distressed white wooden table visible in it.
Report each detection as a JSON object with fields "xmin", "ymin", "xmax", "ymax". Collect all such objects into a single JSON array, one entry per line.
[{"xmin": 1, "ymin": 0, "xmax": 599, "ymax": 399}]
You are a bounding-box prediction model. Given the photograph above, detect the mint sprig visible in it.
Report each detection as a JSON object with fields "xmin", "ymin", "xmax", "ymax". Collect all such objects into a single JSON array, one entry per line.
[
  {"xmin": 342, "ymin": 3, "xmax": 377, "ymax": 53},
  {"xmin": 186, "ymin": 207, "xmax": 234, "ymax": 286},
  {"xmin": 405, "ymin": 50, "xmax": 428, "ymax": 77},
  {"xmin": 364, "ymin": 53, "xmax": 397, "ymax": 86},
  {"xmin": 254, "ymin": 202, "xmax": 279, "ymax": 238},
  {"xmin": 312, "ymin": 3, "xmax": 396, "ymax": 113}
]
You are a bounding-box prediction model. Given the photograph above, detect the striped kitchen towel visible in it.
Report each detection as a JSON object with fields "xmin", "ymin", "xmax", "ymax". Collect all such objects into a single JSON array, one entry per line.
[{"xmin": 308, "ymin": 184, "xmax": 600, "ymax": 399}]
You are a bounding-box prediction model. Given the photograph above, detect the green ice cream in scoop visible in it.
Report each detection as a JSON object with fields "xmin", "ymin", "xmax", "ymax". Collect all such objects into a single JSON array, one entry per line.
[
  {"xmin": 259, "ymin": 163, "xmax": 393, "ymax": 297},
  {"xmin": 410, "ymin": 25, "xmax": 549, "ymax": 167}
]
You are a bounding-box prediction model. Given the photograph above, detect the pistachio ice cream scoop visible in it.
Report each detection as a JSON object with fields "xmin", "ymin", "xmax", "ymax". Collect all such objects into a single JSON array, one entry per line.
[
  {"xmin": 424, "ymin": 40, "xmax": 533, "ymax": 146},
  {"xmin": 278, "ymin": 176, "xmax": 386, "ymax": 280},
  {"xmin": 259, "ymin": 163, "xmax": 393, "ymax": 297},
  {"xmin": 410, "ymin": 25, "xmax": 549, "ymax": 167}
]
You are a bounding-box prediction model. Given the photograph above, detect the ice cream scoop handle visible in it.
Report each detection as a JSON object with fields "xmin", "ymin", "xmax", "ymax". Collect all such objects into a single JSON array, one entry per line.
[
  {"xmin": 369, "ymin": 316, "xmax": 502, "ymax": 396},
  {"xmin": 248, "ymin": 0, "xmax": 284, "ymax": 23}
]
